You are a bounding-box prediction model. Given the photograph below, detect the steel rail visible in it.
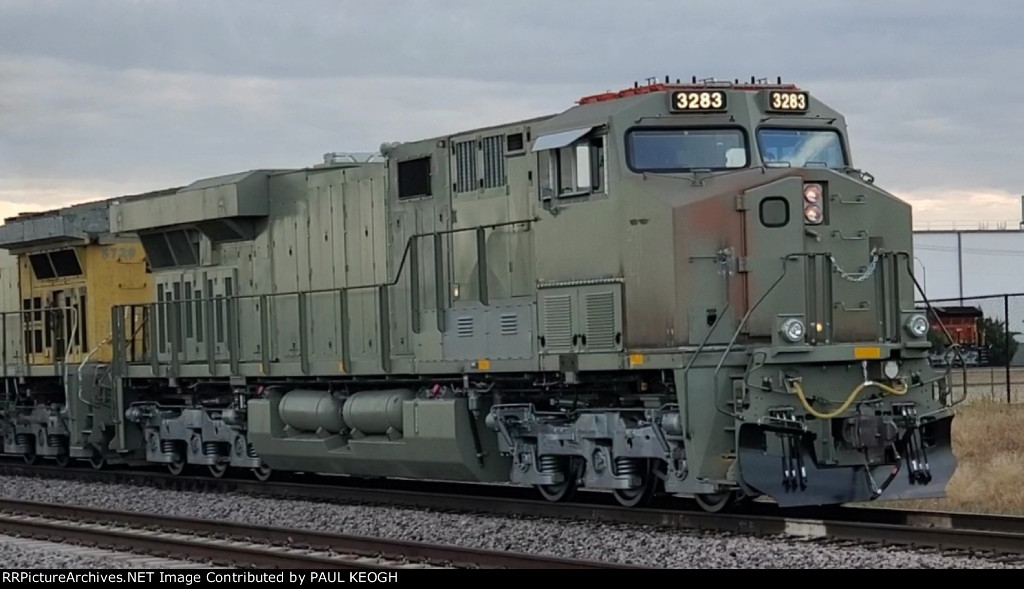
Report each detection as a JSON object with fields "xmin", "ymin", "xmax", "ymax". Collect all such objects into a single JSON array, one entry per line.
[
  {"xmin": 3, "ymin": 461, "xmax": 1024, "ymax": 559},
  {"xmin": 0, "ymin": 512, "xmax": 401, "ymax": 569},
  {"xmin": 0, "ymin": 497, "xmax": 633, "ymax": 569}
]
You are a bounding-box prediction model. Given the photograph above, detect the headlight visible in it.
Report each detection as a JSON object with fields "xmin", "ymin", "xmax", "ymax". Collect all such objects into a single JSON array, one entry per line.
[
  {"xmin": 904, "ymin": 314, "xmax": 929, "ymax": 338},
  {"xmin": 804, "ymin": 204, "xmax": 823, "ymax": 224},
  {"xmin": 780, "ymin": 318, "xmax": 805, "ymax": 343},
  {"xmin": 803, "ymin": 183, "xmax": 822, "ymax": 203},
  {"xmin": 803, "ymin": 183, "xmax": 824, "ymax": 224}
]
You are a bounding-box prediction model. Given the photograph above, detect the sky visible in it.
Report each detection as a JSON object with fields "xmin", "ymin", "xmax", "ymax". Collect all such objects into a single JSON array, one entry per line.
[{"xmin": 1, "ymin": 0, "xmax": 1023, "ymax": 229}]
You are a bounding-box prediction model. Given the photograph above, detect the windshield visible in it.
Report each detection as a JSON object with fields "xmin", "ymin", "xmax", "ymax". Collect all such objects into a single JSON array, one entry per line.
[
  {"xmin": 756, "ymin": 128, "xmax": 846, "ymax": 168},
  {"xmin": 626, "ymin": 128, "xmax": 747, "ymax": 172}
]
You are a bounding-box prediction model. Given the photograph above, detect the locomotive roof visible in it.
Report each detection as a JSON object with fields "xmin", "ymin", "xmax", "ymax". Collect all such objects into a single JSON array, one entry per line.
[
  {"xmin": 0, "ymin": 184, "xmax": 183, "ymax": 249},
  {"xmin": 526, "ymin": 77, "xmax": 812, "ymax": 138},
  {"xmin": 2, "ymin": 76, "xmax": 822, "ymax": 235},
  {"xmin": 2, "ymin": 185, "xmax": 181, "ymax": 225},
  {"xmin": 177, "ymin": 169, "xmax": 294, "ymax": 192},
  {"xmin": 575, "ymin": 76, "xmax": 801, "ymax": 105}
]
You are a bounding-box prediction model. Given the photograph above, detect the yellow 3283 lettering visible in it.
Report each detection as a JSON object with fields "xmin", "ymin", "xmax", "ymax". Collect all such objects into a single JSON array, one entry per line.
[
  {"xmin": 769, "ymin": 91, "xmax": 808, "ymax": 111},
  {"xmin": 671, "ymin": 91, "xmax": 725, "ymax": 111}
]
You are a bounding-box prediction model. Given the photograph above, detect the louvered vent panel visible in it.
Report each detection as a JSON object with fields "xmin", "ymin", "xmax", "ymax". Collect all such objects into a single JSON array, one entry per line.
[
  {"xmin": 454, "ymin": 140, "xmax": 477, "ymax": 193},
  {"xmin": 499, "ymin": 313, "xmax": 518, "ymax": 336},
  {"xmin": 457, "ymin": 315, "xmax": 474, "ymax": 338},
  {"xmin": 482, "ymin": 135, "xmax": 505, "ymax": 188},
  {"xmin": 584, "ymin": 291, "xmax": 617, "ymax": 350},
  {"xmin": 542, "ymin": 294, "xmax": 573, "ymax": 351}
]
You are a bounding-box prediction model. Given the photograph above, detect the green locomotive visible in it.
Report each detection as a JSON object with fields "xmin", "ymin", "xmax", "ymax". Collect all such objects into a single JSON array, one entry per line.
[{"xmin": 0, "ymin": 78, "xmax": 960, "ymax": 512}]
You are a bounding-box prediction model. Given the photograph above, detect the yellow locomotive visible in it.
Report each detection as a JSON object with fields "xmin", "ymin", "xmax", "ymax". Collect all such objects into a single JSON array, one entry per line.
[{"xmin": 0, "ymin": 197, "xmax": 156, "ymax": 464}]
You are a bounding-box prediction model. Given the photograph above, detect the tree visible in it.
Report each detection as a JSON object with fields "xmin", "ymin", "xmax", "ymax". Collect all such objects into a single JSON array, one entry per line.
[
  {"xmin": 979, "ymin": 316, "xmax": 1019, "ymax": 366},
  {"xmin": 927, "ymin": 323, "xmax": 947, "ymax": 352}
]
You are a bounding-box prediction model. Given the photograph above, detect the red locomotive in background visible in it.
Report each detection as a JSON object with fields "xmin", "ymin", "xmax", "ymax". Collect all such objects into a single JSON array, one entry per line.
[{"xmin": 927, "ymin": 306, "xmax": 985, "ymax": 366}]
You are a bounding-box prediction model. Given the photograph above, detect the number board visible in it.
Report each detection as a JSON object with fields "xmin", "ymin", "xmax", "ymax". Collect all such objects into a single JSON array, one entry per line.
[
  {"xmin": 669, "ymin": 90, "xmax": 727, "ymax": 112},
  {"xmin": 766, "ymin": 90, "xmax": 808, "ymax": 112}
]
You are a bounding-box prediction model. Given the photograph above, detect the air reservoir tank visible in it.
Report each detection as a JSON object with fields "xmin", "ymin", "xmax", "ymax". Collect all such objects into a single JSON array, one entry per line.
[
  {"xmin": 278, "ymin": 390, "xmax": 346, "ymax": 433},
  {"xmin": 342, "ymin": 389, "xmax": 415, "ymax": 435}
]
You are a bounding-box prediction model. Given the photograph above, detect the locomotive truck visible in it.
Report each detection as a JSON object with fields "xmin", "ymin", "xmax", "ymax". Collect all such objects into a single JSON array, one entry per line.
[{"xmin": 0, "ymin": 77, "xmax": 960, "ymax": 512}]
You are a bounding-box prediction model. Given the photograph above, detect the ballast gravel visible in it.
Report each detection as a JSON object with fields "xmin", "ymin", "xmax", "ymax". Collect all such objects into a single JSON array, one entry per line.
[
  {"xmin": 0, "ymin": 475, "xmax": 1018, "ymax": 569},
  {"xmin": 0, "ymin": 532, "xmax": 207, "ymax": 569}
]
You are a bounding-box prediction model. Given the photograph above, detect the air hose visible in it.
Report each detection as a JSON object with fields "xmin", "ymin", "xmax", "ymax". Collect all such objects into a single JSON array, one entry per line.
[{"xmin": 787, "ymin": 378, "xmax": 909, "ymax": 420}]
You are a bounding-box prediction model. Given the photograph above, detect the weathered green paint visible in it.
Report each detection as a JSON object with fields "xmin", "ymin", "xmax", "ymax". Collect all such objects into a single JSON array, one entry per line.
[{"xmin": 0, "ymin": 80, "xmax": 957, "ymax": 511}]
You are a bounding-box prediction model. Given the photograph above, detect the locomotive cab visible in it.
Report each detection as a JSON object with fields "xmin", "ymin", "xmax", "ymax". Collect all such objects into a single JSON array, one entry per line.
[{"xmin": 0, "ymin": 200, "xmax": 153, "ymax": 466}]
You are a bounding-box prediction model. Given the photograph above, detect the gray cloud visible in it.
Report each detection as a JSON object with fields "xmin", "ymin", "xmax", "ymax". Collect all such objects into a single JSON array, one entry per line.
[{"xmin": 1, "ymin": 0, "xmax": 1023, "ymax": 224}]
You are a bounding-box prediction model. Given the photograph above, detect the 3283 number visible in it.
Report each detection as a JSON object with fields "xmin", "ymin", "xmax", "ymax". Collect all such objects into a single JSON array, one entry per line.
[
  {"xmin": 770, "ymin": 91, "xmax": 807, "ymax": 111},
  {"xmin": 671, "ymin": 91, "xmax": 725, "ymax": 111}
]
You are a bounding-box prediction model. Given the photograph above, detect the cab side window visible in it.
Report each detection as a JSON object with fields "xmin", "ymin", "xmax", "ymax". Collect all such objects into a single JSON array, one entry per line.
[{"xmin": 534, "ymin": 129, "xmax": 605, "ymax": 202}]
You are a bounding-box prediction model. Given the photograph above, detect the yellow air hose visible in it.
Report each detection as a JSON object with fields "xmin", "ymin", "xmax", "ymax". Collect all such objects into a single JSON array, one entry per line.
[{"xmin": 788, "ymin": 378, "xmax": 909, "ymax": 420}]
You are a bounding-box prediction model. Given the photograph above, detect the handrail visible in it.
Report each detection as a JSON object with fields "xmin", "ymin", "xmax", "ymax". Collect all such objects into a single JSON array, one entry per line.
[
  {"xmin": 707, "ymin": 249, "xmax": 957, "ymax": 422},
  {"xmin": 113, "ymin": 217, "xmax": 539, "ymax": 310},
  {"xmin": 895, "ymin": 251, "xmax": 967, "ymax": 409},
  {"xmin": 0, "ymin": 306, "xmax": 81, "ymax": 378},
  {"xmin": 709, "ymin": 253, "xmax": 795, "ymax": 419},
  {"xmin": 679, "ymin": 300, "xmax": 730, "ymax": 440}
]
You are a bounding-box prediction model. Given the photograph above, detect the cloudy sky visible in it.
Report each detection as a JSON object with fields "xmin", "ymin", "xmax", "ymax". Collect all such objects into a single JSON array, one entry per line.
[{"xmin": 1, "ymin": 0, "xmax": 1022, "ymax": 228}]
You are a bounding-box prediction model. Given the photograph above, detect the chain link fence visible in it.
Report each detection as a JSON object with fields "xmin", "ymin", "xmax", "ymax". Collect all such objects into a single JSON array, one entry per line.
[{"xmin": 918, "ymin": 293, "xmax": 1024, "ymax": 404}]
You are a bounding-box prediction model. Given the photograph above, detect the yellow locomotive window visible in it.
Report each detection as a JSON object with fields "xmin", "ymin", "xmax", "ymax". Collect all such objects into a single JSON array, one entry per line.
[
  {"xmin": 27, "ymin": 249, "xmax": 83, "ymax": 279},
  {"xmin": 49, "ymin": 249, "xmax": 82, "ymax": 276},
  {"xmin": 29, "ymin": 254, "xmax": 55, "ymax": 279}
]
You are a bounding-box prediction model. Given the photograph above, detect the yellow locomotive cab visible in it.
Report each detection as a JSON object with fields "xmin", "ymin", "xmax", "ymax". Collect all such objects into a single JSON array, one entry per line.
[{"xmin": 19, "ymin": 243, "xmax": 149, "ymax": 366}]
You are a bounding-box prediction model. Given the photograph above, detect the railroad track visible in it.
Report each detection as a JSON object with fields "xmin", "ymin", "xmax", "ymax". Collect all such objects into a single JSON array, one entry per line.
[
  {"xmin": 3, "ymin": 460, "xmax": 1024, "ymax": 563},
  {"xmin": 0, "ymin": 497, "xmax": 631, "ymax": 569}
]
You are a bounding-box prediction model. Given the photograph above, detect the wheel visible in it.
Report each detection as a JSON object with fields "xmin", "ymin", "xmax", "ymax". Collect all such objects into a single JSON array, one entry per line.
[
  {"xmin": 208, "ymin": 462, "xmax": 229, "ymax": 478},
  {"xmin": 54, "ymin": 454, "xmax": 70, "ymax": 467},
  {"xmin": 88, "ymin": 452, "xmax": 106, "ymax": 470},
  {"xmin": 251, "ymin": 464, "xmax": 272, "ymax": 482},
  {"xmin": 534, "ymin": 457, "xmax": 581, "ymax": 502},
  {"xmin": 536, "ymin": 479, "xmax": 578, "ymax": 502},
  {"xmin": 167, "ymin": 456, "xmax": 186, "ymax": 476},
  {"xmin": 611, "ymin": 458, "xmax": 658, "ymax": 508},
  {"xmin": 695, "ymin": 491, "xmax": 736, "ymax": 513},
  {"xmin": 22, "ymin": 452, "xmax": 37, "ymax": 465}
]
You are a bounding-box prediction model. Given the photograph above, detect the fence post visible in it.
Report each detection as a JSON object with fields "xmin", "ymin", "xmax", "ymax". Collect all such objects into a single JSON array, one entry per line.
[{"xmin": 1005, "ymin": 294, "xmax": 1011, "ymax": 404}]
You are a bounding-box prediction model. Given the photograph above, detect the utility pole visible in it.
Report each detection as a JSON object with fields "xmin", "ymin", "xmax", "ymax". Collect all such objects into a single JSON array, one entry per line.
[{"xmin": 957, "ymin": 231, "xmax": 963, "ymax": 304}]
